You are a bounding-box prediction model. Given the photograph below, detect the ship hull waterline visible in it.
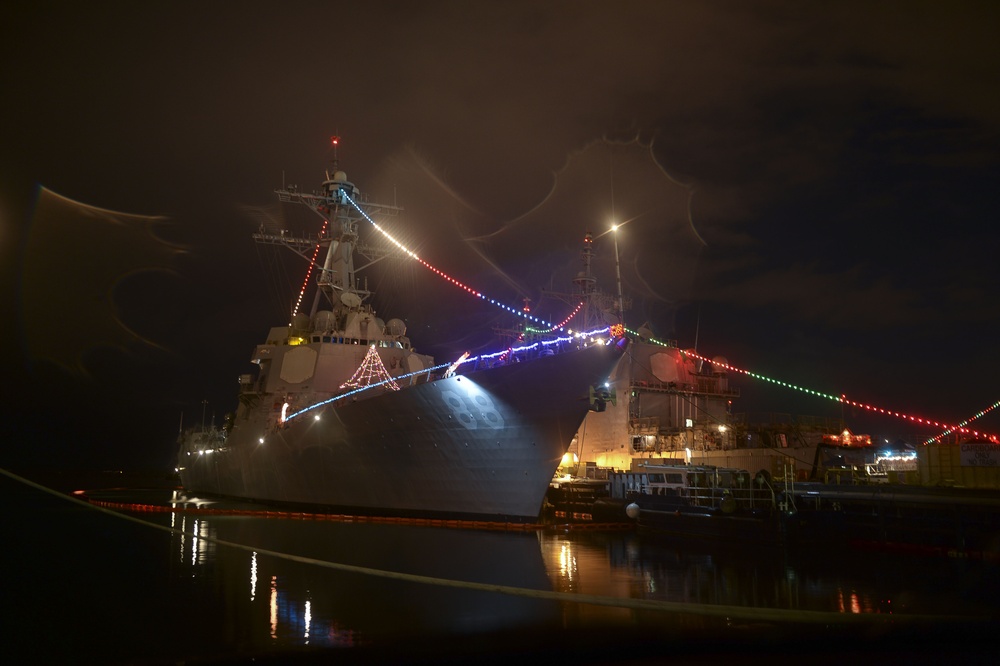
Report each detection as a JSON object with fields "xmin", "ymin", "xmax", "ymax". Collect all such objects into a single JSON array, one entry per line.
[{"xmin": 178, "ymin": 343, "xmax": 624, "ymax": 522}]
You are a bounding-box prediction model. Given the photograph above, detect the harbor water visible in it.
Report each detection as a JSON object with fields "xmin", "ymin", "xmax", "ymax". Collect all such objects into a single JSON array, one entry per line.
[{"xmin": 3, "ymin": 469, "xmax": 998, "ymax": 664}]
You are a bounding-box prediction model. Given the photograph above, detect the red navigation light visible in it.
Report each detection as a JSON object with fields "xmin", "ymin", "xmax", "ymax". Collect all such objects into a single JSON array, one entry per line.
[{"xmin": 331, "ymin": 136, "xmax": 340, "ymax": 146}]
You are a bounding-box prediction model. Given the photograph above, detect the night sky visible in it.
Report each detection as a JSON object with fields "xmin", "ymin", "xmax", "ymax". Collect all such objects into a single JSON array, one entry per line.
[{"xmin": 3, "ymin": 1, "xmax": 998, "ymax": 471}]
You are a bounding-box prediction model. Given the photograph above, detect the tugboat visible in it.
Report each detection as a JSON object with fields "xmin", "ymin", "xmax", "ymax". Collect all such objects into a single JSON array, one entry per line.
[{"xmin": 610, "ymin": 462, "xmax": 794, "ymax": 546}]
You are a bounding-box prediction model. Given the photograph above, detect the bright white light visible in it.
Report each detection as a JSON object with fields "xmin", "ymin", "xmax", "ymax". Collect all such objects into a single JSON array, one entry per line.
[
  {"xmin": 304, "ymin": 599, "xmax": 312, "ymax": 642},
  {"xmin": 270, "ymin": 577, "xmax": 278, "ymax": 638},
  {"xmin": 191, "ymin": 519, "xmax": 199, "ymax": 566},
  {"xmin": 250, "ymin": 552, "xmax": 258, "ymax": 601}
]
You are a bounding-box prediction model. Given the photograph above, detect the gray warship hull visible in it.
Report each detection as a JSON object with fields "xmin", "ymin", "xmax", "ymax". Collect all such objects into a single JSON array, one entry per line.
[{"xmin": 178, "ymin": 343, "xmax": 623, "ymax": 522}]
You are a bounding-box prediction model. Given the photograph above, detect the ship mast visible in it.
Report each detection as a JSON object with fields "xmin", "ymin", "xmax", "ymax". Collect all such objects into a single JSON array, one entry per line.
[
  {"xmin": 612, "ymin": 224, "xmax": 625, "ymax": 327},
  {"xmin": 541, "ymin": 231, "xmax": 631, "ymax": 334},
  {"xmin": 257, "ymin": 137, "xmax": 402, "ymax": 320}
]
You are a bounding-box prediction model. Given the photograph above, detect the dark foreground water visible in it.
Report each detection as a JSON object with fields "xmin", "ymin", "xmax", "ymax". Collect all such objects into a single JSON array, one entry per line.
[{"xmin": 3, "ymin": 469, "xmax": 999, "ymax": 665}]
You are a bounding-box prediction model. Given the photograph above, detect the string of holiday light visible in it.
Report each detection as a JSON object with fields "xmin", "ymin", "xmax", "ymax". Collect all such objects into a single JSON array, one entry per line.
[
  {"xmin": 284, "ymin": 327, "xmax": 614, "ymax": 422},
  {"xmin": 339, "ymin": 344, "xmax": 401, "ymax": 391},
  {"xmin": 681, "ymin": 349, "xmax": 842, "ymax": 402},
  {"xmin": 625, "ymin": 327, "xmax": 671, "ymax": 346},
  {"xmin": 286, "ymin": 361, "xmax": 452, "ymax": 420},
  {"xmin": 839, "ymin": 394, "xmax": 998, "ymax": 443},
  {"xmin": 678, "ymin": 348, "xmax": 999, "ymax": 443},
  {"xmin": 332, "ymin": 175, "xmax": 995, "ymax": 442},
  {"xmin": 525, "ymin": 301, "xmax": 585, "ymax": 334},
  {"xmin": 923, "ymin": 399, "xmax": 1000, "ymax": 444},
  {"xmin": 291, "ymin": 218, "xmax": 329, "ymax": 318},
  {"xmin": 342, "ymin": 192, "xmax": 577, "ymax": 333}
]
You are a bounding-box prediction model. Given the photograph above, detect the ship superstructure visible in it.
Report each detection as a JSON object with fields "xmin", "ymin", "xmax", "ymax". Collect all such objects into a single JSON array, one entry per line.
[
  {"xmin": 548, "ymin": 231, "xmax": 830, "ymax": 480},
  {"xmin": 176, "ymin": 145, "xmax": 624, "ymax": 521}
]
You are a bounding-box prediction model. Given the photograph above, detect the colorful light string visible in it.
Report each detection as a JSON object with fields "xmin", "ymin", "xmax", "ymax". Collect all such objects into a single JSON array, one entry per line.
[
  {"xmin": 922, "ymin": 400, "xmax": 1000, "ymax": 444},
  {"xmin": 678, "ymin": 349, "xmax": 999, "ymax": 444},
  {"xmin": 343, "ymin": 192, "xmax": 581, "ymax": 333},
  {"xmin": 291, "ymin": 217, "xmax": 329, "ymax": 318},
  {"xmin": 285, "ymin": 327, "xmax": 613, "ymax": 422},
  {"xmin": 526, "ymin": 301, "xmax": 585, "ymax": 334},
  {"xmin": 839, "ymin": 393, "xmax": 997, "ymax": 442},
  {"xmin": 317, "ymin": 182, "xmax": 997, "ymax": 444}
]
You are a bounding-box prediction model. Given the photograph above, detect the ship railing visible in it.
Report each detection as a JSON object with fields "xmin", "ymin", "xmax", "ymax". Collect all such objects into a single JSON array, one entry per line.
[
  {"xmin": 625, "ymin": 484, "xmax": 776, "ymax": 511},
  {"xmin": 676, "ymin": 485, "xmax": 773, "ymax": 510},
  {"xmin": 630, "ymin": 379, "xmax": 740, "ymax": 398}
]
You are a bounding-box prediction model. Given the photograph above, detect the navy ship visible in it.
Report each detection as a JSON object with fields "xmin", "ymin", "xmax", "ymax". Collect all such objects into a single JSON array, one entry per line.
[{"xmin": 176, "ymin": 144, "xmax": 625, "ymax": 522}]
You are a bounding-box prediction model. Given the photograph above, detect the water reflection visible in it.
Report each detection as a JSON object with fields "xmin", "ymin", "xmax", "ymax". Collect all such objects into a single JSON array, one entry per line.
[
  {"xmin": 539, "ymin": 527, "xmax": 1000, "ymax": 620},
  {"xmin": 8, "ymin": 472, "xmax": 996, "ymax": 663},
  {"xmin": 162, "ymin": 506, "xmax": 563, "ymax": 651},
  {"xmin": 156, "ymin": 492, "xmax": 1000, "ymax": 655}
]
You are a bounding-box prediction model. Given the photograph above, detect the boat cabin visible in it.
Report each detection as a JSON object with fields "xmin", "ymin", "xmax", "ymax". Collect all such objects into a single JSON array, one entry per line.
[{"xmin": 610, "ymin": 463, "xmax": 751, "ymax": 497}]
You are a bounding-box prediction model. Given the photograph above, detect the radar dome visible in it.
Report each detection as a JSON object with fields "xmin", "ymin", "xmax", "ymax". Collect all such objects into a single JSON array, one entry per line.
[
  {"xmin": 385, "ymin": 318, "xmax": 407, "ymax": 337},
  {"xmin": 312, "ymin": 310, "xmax": 335, "ymax": 331},
  {"xmin": 291, "ymin": 313, "xmax": 310, "ymax": 333}
]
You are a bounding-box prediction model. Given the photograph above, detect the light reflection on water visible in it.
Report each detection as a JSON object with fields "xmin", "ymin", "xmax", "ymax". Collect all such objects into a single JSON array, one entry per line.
[
  {"xmin": 162, "ymin": 501, "xmax": 562, "ymax": 650},
  {"xmin": 159, "ymin": 489, "xmax": 1000, "ymax": 645},
  {"xmin": 5, "ymin": 474, "xmax": 999, "ymax": 663},
  {"xmin": 541, "ymin": 528, "xmax": 999, "ymax": 619}
]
